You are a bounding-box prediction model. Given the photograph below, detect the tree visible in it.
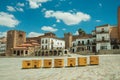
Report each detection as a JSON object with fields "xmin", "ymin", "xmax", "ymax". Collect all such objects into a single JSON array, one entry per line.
[{"xmin": 78, "ymin": 28, "xmax": 86, "ymax": 36}]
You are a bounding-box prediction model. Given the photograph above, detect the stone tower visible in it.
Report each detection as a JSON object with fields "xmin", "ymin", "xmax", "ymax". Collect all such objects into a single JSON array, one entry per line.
[
  {"xmin": 118, "ymin": 7, "xmax": 120, "ymax": 41},
  {"xmin": 6, "ymin": 30, "xmax": 26, "ymax": 56},
  {"xmin": 64, "ymin": 32, "xmax": 72, "ymax": 49}
]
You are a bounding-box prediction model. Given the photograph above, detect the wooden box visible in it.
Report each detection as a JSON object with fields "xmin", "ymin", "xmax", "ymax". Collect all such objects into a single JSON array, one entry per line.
[
  {"xmin": 90, "ymin": 56, "xmax": 99, "ymax": 65},
  {"xmin": 54, "ymin": 59, "xmax": 64, "ymax": 68},
  {"xmin": 22, "ymin": 60, "xmax": 32, "ymax": 69},
  {"xmin": 31, "ymin": 60, "xmax": 42, "ymax": 68},
  {"xmin": 43, "ymin": 59, "xmax": 52, "ymax": 68},
  {"xmin": 78, "ymin": 57, "xmax": 87, "ymax": 66},
  {"xmin": 67, "ymin": 58, "xmax": 76, "ymax": 67}
]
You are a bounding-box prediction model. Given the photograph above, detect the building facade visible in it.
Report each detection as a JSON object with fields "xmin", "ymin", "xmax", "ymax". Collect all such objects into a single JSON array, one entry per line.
[
  {"xmin": 96, "ymin": 24, "xmax": 111, "ymax": 52},
  {"xmin": 35, "ymin": 37, "xmax": 66, "ymax": 56},
  {"xmin": 6, "ymin": 30, "xmax": 40, "ymax": 56}
]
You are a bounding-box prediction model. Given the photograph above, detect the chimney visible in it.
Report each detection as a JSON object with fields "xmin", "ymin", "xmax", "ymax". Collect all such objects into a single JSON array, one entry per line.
[{"xmin": 118, "ymin": 7, "xmax": 120, "ymax": 40}]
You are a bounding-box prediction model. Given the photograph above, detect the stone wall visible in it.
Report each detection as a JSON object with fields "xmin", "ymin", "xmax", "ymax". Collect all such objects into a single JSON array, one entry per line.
[{"xmin": 98, "ymin": 49, "xmax": 120, "ymax": 54}]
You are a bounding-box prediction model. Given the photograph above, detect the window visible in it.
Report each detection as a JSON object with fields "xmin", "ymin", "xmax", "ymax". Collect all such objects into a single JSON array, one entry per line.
[
  {"xmin": 45, "ymin": 45, "xmax": 47, "ymax": 49},
  {"xmin": 13, "ymin": 50, "xmax": 16, "ymax": 54},
  {"xmin": 25, "ymin": 51, "xmax": 28, "ymax": 54},
  {"xmin": 101, "ymin": 28, "xmax": 104, "ymax": 32},
  {"xmin": 21, "ymin": 50, "xmax": 23, "ymax": 54},
  {"xmin": 102, "ymin": 37, "xmax": 105, "ymax": 41},
  {"xmin": 87, "ymin": 40, "xmax": 90, "ymax": 44},
  {"xmin": 42, "ymin": 46, "xmax": 44, "ymax": 49},
  {"xmin": 45, "ymin": 40, "xmax": 47, "ymax": 43},
  {"xmin": 42, "ymin": 40, "xmax": 44, "ymax": 43},
  {"xmin": 19, "ymin": 34, "xmax": 23, "ymax": 37},
  {"xmin": 82, "ymin": 41, "xmax": 84, "ymax": 45},
  {"xmin": 101, "ymin": 46, "xmax": 107, "ymax": 50}
]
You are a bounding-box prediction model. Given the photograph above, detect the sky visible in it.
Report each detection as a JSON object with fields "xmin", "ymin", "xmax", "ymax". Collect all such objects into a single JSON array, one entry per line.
[{"xmin": 0, "ymin": 0, "xmax": 120, "ymax": 38}]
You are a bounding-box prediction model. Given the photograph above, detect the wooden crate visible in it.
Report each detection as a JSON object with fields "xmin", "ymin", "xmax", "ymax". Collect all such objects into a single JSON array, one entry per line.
[
  {"xmin": 90, "ymin": 56, "xmax": 99, "ymax": 65},
  {"xmin": 54, "ymin": 59, "xmax": 64, "ymax": 68},
  {"xmin": 67, "ymin": 58, "xmax": 76, "ymax": 67},
  {"xmin": 31, "ymin": 60, "xmax": 42, "ymax": 68},
  {"xmin": 78, "ymin": 57, "xmax": 87, "ymax": 66},
  {"xmin": 22, "ymin": 60, "xmax": 32, "ymax": 69},
  {"xmin": 43, "ymin": 59, "xmax": 52, "ymax": 68}
]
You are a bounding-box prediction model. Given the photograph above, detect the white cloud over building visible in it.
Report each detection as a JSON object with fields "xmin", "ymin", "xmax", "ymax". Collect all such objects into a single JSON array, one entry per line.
[
  {"xmin": 45, "ymin": 10, "xmax": 91, "ymax": 25},
  {"xmin": 0, "ymin": 12, "xmax": 19, "ymax": 27},
  {"xmin": 41, "ymin": 26, "xmax": 58, "ymax": 32}
]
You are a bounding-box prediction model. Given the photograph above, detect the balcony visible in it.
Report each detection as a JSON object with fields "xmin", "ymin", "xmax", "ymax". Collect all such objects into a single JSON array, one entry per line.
[
  {"xmin": 96, "ymin": 39, "xmax": 110, "ymax": 43},
  {"xmin": 96, "ymin": 31, "xmax": 109, "ymax": 34}
]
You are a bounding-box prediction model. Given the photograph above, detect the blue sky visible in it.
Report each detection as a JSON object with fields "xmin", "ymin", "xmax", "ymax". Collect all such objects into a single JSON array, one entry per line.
[{"xmin": 0, "ymin": 0, "xmax": 120, "ymax": 38}]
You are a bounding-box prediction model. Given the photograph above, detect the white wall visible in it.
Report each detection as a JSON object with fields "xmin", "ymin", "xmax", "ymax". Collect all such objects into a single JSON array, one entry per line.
[
  {"xmin": 72, "ymin": 38, "xmax": 93, "ymax": 46},
  {"xmin": 96, "ymin": 26, "xmax": 110, "ymax": 33},
  {"xmin": 0, "ymin": 42, "xmax": 6, "ymax": 54},
  {"xmin": 96, "ymin": 42, "xmax": 111, "ymax": 52},
  {"xmin": 96, "ymin": 34, "xmax": 110, "ymax": 41},
  {"xmin": 41, "ymin": 38, "xmax": 65, "ymax": 50}
]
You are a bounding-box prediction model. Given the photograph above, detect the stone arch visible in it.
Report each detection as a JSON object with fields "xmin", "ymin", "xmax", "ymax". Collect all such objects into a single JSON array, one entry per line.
[
  {"xmin": 58, "ymin": 50, "xmax": 62, "ymax": 55},
  {"xmin": 42, "ymin": 51, "xmax": 44, "ymax": 56},
  {"xmin": 54, "ymin": 50, "xmax": 57, "ymax": 56},
  {"xmin": 64, "ymin": 50, "xmax": 67, "ymax": 54},
  {"xmin": 49, "ymin": 50, "xmax": 52, "ymax": 56},
  {"xmin": 45, "ymin": 51, "xmax": 48, "ymax": 56},
  {"xmin": 113, "ymin": 45, "xmax": 119, "ymax": 49},
  {"xmin": 17, "ymin": 50, "xmax": 20, "ymax": 56}
]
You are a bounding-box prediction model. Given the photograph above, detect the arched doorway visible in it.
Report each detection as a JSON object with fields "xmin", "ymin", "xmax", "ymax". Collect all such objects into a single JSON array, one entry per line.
[
  {"xmin": 42, "ymin": 51, "xmax": 44, "ymax": 56},
  {"xmin": 17, "ymin": 50, "xmax": 20, "ymax": 56},
  {"xmin": 72, "ymin": 49, "xmax": 75, "ymax": 53},
  {"xmin": 113, "ymin": 45, "xmax": 119, "ymax": 49},
  {"xmin": 45, "ymin": 51, "xmax": 48, "ymax": 56},
  {"xmin": 54, "ymin": 50, "xmax": 57, "ymax": 56},
  {"xmin": 58, "ymin": 50, "xmax": 62, "ymax": 55},
  {"xmin": 49, "ymin": 51, "xmax": 52, "ymax": 56}
]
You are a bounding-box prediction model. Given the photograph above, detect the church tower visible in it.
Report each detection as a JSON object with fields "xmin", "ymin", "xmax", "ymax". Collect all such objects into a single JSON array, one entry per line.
[{"xmin": 6, "ymin": 30, "xmax": 26, "ymax": 56}]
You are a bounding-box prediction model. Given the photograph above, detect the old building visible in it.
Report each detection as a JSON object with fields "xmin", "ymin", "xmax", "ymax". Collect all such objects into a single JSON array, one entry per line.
[
  {"xmin": 6, "ymin": 30, "xmax": 40, "ymax": 56},
  {"xmin": 36, "ymin": 37, "xmax": 65, "ymax": 56},
  {"xmin": 96, "ymin": 24, "xmax": 111, "ymax": 52},
  {"xmin": 6, "ymin": 30, "xmax": 26, "ymax": 56}
]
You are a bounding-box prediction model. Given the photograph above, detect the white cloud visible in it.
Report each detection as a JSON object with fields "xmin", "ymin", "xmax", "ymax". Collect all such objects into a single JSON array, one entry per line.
[
  {"xmin": 99, "ymin": 3, "xmax": 102, "ymax": 7},
  {"xmin": 7, "ymin": 6, "xmax": 16, "ymax": 12},
  {"xmin": 52, "ymin": 24, "xmax": 56, "ymax": 27},
  {"xmin": 0, "ymin": 32, "xmax": 7, "ymax": 37},
  {"xmin": 74, "ymin": 31, "xmax": 79, "ymax": 35},
  {"xmin": 28, "ymin": 0, "xmax": 50, "ymax": 9},
  {"xmin": 45, "ymin": 10, "xmax": 91, "ymax": 25},
  {"xmin": 96, "ymin": 20, "xmax": 101, "ymax": 22},
  {"xmin": 62, "ymin": 28, "xmax": 66, "ymax": 31},
  {"xmin": 27, "ymin": 32, "xmax": 44, "ymax": 37},
  {"xmin": 17, "ymin": 3, "xmax": 25, "ymax": 7},
  {"xmin": 41, "ymin": 8, "xmax": 47, "ymax": 12},
  {"xmin": 0, "ymin": 12, "xmax": 19, "ymax": 27},
  {"xmin": 16, "ymin": 8, "xmax": 24, "ymax": 12},
  {"xmin": 41, "ymin": 26, "xmax": 58, "ymax": 32}
]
